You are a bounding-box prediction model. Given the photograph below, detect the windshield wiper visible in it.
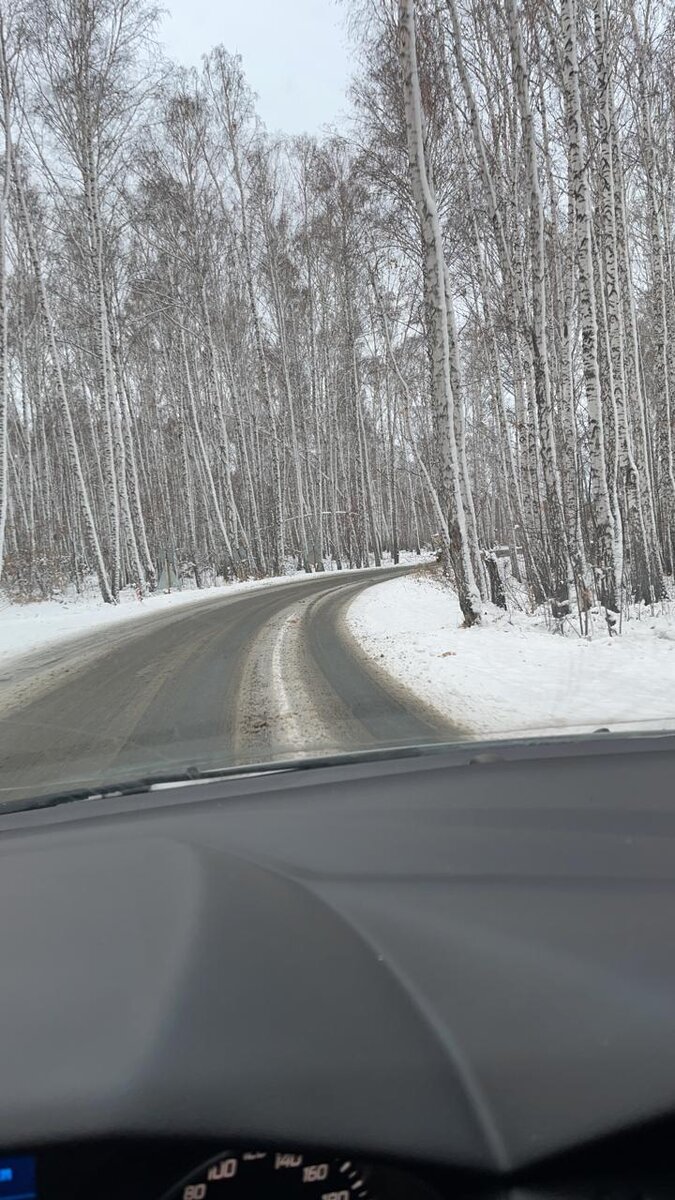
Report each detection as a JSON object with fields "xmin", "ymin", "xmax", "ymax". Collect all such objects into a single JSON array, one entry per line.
[
  {"xmin": 0, "ymin": 770, "xmax": 201, "ymax": 815},
  {"xmin": 2, "ymin": 731, "xmax": 672, "ymax": 818},
  {"xmin": 0, "ymin": 742, "xmax": 452, "ymax": 815}
]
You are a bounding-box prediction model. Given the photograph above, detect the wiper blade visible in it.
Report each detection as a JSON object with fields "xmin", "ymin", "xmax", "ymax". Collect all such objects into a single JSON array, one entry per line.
[
  {"xmin": 0, "ymin": 767, "xmax": 212, "ymax": 815},
  {"xmin": 3, "ymin": 731, "xmax": 670, "ymax": 818},
  {"xmin": 0, "ymin": 743, "xmax": 449, "ymax": 815},
  {"xmin": 0, "ymin": 761, "xmax": 306, "ymax": 815}
]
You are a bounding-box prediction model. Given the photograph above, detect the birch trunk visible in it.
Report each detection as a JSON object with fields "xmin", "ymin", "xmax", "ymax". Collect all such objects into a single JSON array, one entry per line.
[
  {"xmin": 265, "ymin": 235, "xmax": 311, "ymax": 572},
  {"xmin": 592, "ymin": 1, "xmax": 655, "ymax": 603},
  {"xmin": 561, "ymin": 0, "xmax": 619, "ymax": 610},
  {"xmin": 505, "ymin": 0, "xmax": 570, "ymax": 612},
  {"xmin": 399, "ymin": 0, "xmax": 480, "ymax": 624},
  {"xmin": 0, "ymin": 19, "xmax": 10, "ymax": 581},
  {"xmin": 180, "ymin": 330, "xmax": 235, "ymax": 573},
  {"xmin": 13, "ymin": 158, "xmax": 113, "ymax": 603},
  {"xmin": 446, "ymin": 0, "xmax": 541, "ymax": 563},
  {"xmin": 205, "ymin": 55, "xmax": 284, "ymax": 574},
  {"xmin": 610, "ymin": 99, "xmax": 663, "ymax": 592}
]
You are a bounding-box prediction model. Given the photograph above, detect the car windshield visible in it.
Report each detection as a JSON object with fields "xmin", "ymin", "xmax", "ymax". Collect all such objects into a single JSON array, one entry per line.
[{"xmin": 0, "ymin": 0, "xmax": 673, "ymax": 807}]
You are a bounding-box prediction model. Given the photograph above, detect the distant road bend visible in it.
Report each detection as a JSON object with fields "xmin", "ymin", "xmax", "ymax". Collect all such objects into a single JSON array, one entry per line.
[{"xmin": 0, "ymin": 566, "xmax": 461, "ymax": 803}]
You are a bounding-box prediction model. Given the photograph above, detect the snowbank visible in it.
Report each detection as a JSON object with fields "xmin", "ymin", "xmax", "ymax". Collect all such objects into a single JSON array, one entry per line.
[
  {"xmin": 346, "ymin": 571, "xmax": 675, "ymax": 738},
  {"xmin": 0, "ymin": 551, "xmax": 433, "ymax": 669}
]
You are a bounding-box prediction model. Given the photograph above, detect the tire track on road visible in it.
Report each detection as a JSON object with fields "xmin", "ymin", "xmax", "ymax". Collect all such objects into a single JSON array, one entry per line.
[{"xmin": 0, "ymin": 567, "xmax": 456, "ymax": 804}]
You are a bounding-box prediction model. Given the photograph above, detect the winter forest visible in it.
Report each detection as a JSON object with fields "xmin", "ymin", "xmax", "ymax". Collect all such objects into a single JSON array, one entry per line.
[{"xmin": 0, "ymin": 0, "xmax": 674, "ymax": 631}]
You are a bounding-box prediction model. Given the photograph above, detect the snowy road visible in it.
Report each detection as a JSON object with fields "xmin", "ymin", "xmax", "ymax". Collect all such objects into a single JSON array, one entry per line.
[{"xmin": 0, "ymin": 566, "xmax": 460, "ymax": 804}]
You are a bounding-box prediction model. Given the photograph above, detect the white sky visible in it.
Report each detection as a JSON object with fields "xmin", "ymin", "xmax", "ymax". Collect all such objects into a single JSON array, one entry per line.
[{"xmin": 158, "ymin": 0, "xmax": 352, "ymax": 136}]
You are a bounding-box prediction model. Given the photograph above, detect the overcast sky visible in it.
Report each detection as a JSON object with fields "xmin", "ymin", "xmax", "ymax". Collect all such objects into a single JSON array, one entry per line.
[{"xmin": 158, "ymin": 0, "xmax": 352, "ymax": 136}]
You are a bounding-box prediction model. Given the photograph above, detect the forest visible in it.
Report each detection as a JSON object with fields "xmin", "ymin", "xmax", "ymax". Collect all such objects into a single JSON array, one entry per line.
[{"xmin": 0, "ymin": 0, "xmax": 674, "ymax": 632}]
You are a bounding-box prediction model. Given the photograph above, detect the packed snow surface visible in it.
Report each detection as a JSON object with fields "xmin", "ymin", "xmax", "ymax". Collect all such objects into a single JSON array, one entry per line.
[{"xmin": 347, "ymin": 571, "xmax": 675, "ymax": 738}]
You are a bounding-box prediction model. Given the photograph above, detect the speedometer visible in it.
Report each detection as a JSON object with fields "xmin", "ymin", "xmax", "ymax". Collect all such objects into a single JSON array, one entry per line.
[{"xmin": 159, "ymin": 1149, "xmax": 377, "ymax": 1200}]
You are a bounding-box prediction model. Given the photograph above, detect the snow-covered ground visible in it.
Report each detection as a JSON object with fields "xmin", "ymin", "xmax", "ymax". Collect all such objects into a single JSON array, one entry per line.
[
  {"xmin": 347, "ymin": 570, "xmax": 675, "ymax": 738},
  {"xmin": 0, "ymin": 551, "xmax": 431, "ymax": 669}
]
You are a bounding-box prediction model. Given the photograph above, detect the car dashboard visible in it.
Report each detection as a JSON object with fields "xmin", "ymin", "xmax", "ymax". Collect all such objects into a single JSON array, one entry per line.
[
  {"xmin": 6, "ymin": 1124, "xmax": 675, "ymax": 1200},
  {"xmin": 2, "ymin": 736, "xmax": 675, "ymax": 1200}
]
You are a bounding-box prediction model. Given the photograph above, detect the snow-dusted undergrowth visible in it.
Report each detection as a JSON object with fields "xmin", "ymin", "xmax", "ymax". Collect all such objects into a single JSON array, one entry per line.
[{"xmin": 347, "ymin": 569, "xmax": 675, "ymax": 738}]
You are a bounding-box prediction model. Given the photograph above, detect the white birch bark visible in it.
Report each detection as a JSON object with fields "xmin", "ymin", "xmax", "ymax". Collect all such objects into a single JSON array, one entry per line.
[
  {"xmin": 264, "ymin": 226, "xmax": 311, "ymax": 572},
  {"xmin": 441, "ymin": 49, "xmax": 548, "ymax": 598},
  {"xmin": 446, "ymin": 0, "xmax": 542, "ymax": 561},
  {"xmin": 180, "ymin": 329, "xmax": 235, "ymax": 572},
  {"xmin": 505, "ymin": 0, "xmax": 571, "ymax": 611},
  {"xmin": 13, "ymin": 157, "xmax": 114, "ymax": 603},
  {"xmin": 629, "ymin": 2, "xmax": 675, "ymax": 573},
  {"xmin": 204, "ymin": 52, "xmax": 285, "ymax": 574},
  {"xmin": 0, "ymin": 18, "xmax": 11, "ymax": 581},
  {"xmin": 609, "ymin": 97, "xmax": 663, "ymax": 592},
  {"xmin": 370, "ymin": 267, "xmax": 457, "ymax": 571},
  {"xmin": 398, "ymin": 0, "xmax": 480, "ymax": 624},
  {"xmin": 561, "ymin": 0, "xmax": 619, "ymax": 610},
  {"xmin": 592, "ymin": 0, "xmax": 657, "ymax": 603}
]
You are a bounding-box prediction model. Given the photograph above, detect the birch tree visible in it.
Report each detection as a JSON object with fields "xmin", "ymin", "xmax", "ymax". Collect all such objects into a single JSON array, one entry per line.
[
  {"xmin": 1, "ymin": 0, "xmax": 674, "ymax": 634},
  {"xmin": 0, "ymin": 13, "xmax": 13, "ymax": 581},
  {"xmin": 397, "ymin": 0, "xmax": 480, "ymax": 624}
]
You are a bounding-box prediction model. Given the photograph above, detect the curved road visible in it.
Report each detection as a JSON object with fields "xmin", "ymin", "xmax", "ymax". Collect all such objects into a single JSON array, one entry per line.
[{"xmin": 0, "ymin": 567, "xmax": 460, "ymax": 803}]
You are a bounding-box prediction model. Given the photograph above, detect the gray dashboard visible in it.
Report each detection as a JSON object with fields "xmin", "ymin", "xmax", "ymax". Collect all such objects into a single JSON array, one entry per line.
[{"xmin": 1, "ymin": 733, "xmax": 675, "ymax": 1185}]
